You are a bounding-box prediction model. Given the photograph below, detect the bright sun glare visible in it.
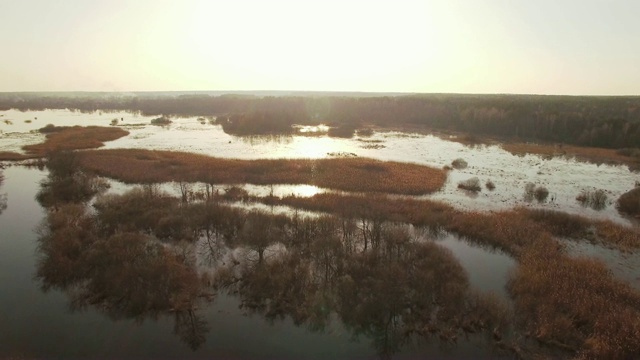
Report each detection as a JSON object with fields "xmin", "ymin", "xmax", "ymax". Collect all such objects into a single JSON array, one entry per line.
[{"xmin": 174, "ymin": 1, "xmax": 440, "ymax": 91}]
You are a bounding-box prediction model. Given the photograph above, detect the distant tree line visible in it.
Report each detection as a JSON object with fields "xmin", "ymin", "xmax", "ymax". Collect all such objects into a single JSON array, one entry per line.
[{"xmin": 2, "ymin": 93, "xmax": 640, "ymax": 147}]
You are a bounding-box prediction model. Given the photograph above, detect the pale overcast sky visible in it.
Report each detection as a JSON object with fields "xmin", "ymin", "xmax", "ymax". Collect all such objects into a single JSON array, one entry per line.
[{"xmin": 1, "ymin": 0, "xmax": 639, "ymax": 94}]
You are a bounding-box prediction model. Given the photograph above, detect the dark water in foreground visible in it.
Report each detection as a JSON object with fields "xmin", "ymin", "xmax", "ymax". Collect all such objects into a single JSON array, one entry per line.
[{"xmin": 0, "ymin": 166, "xmax": 517, "ymax": 359}]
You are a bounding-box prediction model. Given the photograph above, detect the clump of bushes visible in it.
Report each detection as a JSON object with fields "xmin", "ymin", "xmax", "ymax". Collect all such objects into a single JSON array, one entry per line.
[
  {"xmin": 534, "ymin": 186, "xmax": 549, "ymax": 202},
  {"xmin": 616, "ymin": 148, "xmax": 640, "ymax": 158},
  {"xmin": 223, "ymin": 186, "xmax": 250, "ymax": 202},
  {"xmin": 524, "ymin": 183, "xmax": 549, "ymax": 203},
  {"xmin": 328, "ymin": 124, "xmax": 356, "ymax": 138},
  {"xmin": 220, "ymin": 111, "xmax": 296, "ymax": 136},
  {"xmin": 451, "ymin": 158, "xmax": 468, "ymax": 169},
  {"xmin": 39, "ymin": 124, "xmax": 62, "ymax": 133},
  {"xmin": 356, "ymin": 128, "xmax": 374, "ymax": 137},
  {"xmin": 617, "ymin": 187, "xmax": 640, "ymax": 217},
  {"xmin": 485, "ymin": 180, "xmax": 495, "ymax": 191},
  {"xmin": 110, "ymin": 118, "xmax": 119, "ymax": 126},
  {"xmin": 576, "ymin": 189, "xmax": 608, "ymax": 211},
  {"xmin": 151, "ymin": 116, "xmax": 172, "ymax": 126},
  {"xmin": 458, "ymin": 177, "xmax": 481, "ymax": 192}
]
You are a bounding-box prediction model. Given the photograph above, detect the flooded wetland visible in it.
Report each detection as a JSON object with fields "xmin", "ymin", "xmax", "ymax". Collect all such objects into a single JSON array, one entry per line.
[{"xmin": 1, "ymin": 99, "xmax": 640, "ymax": 359}]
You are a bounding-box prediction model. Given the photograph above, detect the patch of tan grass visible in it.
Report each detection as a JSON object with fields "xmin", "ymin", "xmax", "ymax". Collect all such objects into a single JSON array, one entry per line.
[
  {"xmin": 617, "ymin": 187, "xmax": 640, "ymax": 218},
  {"xmin": 77, "ymin": 149, "xmax": 448, "ymax": 195},
  {"xmin": 23, "ymin": 126, "xmax": 129, "ymax": 156},
  {"xmin": 0, "ymin": 151, "xmax": 32, "ymax": 161},
  {"xmin": 593, "ymin": 220, "xmax": 640, "ymax": 251},
  {"xmin": 502, "ymin": 142, "xmax": 640, "ymax": 170},
  {"xmin": 509, "ymin": 246, "xmax": 640, "ymax": 359}
]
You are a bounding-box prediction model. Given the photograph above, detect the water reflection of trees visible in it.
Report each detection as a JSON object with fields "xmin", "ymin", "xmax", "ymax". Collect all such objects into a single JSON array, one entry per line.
[
  {"xmin": 34, "ymin": 151, "xmax": 511, "ymax": 357},
  {"xmin": 35, "ymin": 152, "xmax": 211, "ymax": 350},
  {"xmin": 0, "ymin": 168, "xmax": 7, "ymax": 215}
]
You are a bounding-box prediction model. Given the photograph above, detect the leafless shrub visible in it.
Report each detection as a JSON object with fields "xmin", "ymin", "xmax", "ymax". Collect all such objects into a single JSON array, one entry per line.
[
  {"xmin": 524, "ymin": 183, "xmax": 549, "ymax": 203},
  {"xmin": 151, "ymin": 116, "xmax": 172, "ymax": 126},
  {"xmin": 451, "ymin": 158, "xmax": 468, "ymax": 169},
  {"xmin": 577, "ymin": 189, "xmax": 608, "ymax": 211},
  {"xmin": 485, "ymin": 180, "xmax": 495, "ymax": 191},
  {"xmin": 458, "ymin": 177, "xmax": 481, "ymax": 192},
  {"xmin": 534, "ymin": 186, "xmax": 549, "ymax": 202}
]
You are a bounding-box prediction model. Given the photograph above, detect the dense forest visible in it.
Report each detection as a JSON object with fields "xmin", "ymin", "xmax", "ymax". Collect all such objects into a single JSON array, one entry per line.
[{"xmin": 2, "ymin": 93, "xmax": 640, "ymax": 148}]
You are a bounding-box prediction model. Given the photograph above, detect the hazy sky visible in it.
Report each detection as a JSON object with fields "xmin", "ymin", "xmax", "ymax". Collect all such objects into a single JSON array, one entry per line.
[{"xmin": 1, "ymin": 0, "xmax": 639, "ymax": 94}]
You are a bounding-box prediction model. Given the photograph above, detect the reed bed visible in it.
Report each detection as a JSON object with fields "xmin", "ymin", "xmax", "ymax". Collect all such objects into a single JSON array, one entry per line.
[
  {"xmin": 592, "ymin": 220, "xmax": 640, "ymax": 251},
  {"xmin": 509, "ymin": 246, "xmax": 640, "ymax": 359},
  {"xmin": 520, "ymin": 208, "xmax": 640, "ymax": 252},
  {"xmin": 77, "ymin": 149, "xmax": 448, "ymax": 195}
]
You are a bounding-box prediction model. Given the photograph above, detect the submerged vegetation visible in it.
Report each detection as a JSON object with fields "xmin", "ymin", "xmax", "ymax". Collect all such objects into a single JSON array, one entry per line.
[{"xmin": 76, "ymin": 149, "xmax": 447, "ymax": 195}]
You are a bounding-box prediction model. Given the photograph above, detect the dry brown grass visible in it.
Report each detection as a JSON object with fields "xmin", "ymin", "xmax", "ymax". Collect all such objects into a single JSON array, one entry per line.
[
  {"xmin": 0, "ymin": 151, "xmax": 32, "ymax": 161},
  {"xmin": 617, "ymin": 187, "xmax": 640, "ymax": 218},
  {"xmin": 509, "ymin": 246, "xmax": 640, "ymax": 359},
  {"xmin": 77, "ymin": 149, "xmax": 448, "ymax": 195},
  {"xmin": 519, "ymin": 208, "xmax": 640, "ymax": 252},
  {"xmin": 0, "ymin": 126, "xmax": 129, "ymax": 161},
  {"xmin": 23, "ymin": 126, "xmax": 129, "ymax": 156},
  {"xmin": 502, "ymin": 142, "xmax": 640, "ymax": 170},
  {"xmin": 592, "ymin": 220, "xmax": 640, "ymax": 251}
]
